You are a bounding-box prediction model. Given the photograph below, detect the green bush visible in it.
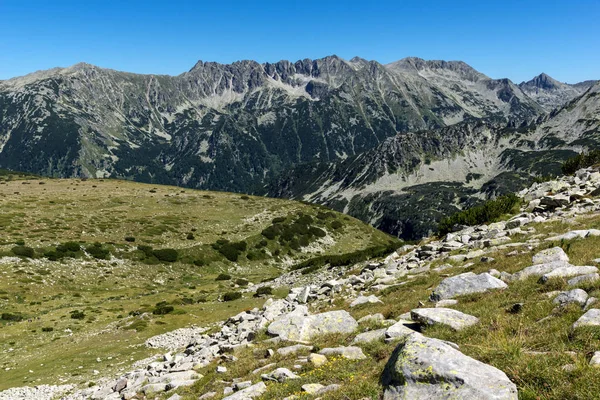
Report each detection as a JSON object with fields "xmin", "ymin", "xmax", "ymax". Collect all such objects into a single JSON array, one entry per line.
[
  {"xmin": 235, "ymin": 278, "xmax": 249, "ymax": 286},
  {"xmin": 41, "ymin": 327, "xmax": 54, "ymax": 332},
  {"xmin": 291, "ymin": 242, "xmax": 400, "ymax": 271},
  {"xmin": 70, "ymin": 310, "xmax": 85, "ymax": 320},
  {"xmin": 254, "ymin": 286, "xmax": 273, "ymax": 297},
  {"xmin": 186, "ymin": 233, "xmax": 195, "ymax": 240},
  {"xmin": 124, "ymin": 236, "xmax": 136, "ymax": 242},
  {"xmin": 331, "ymin": 220, "xmax": 343, "ymax": 230},
  {"xmin": 87, "ymin": 243, "xmax": 110, "ymax": 260},
  {"xmin": 214, "ymin": 240, "xmax": 247, "ymax": 262},
  {"xmin": 562, "ymin": 150, "xmax": 600, "ymax": 174},
  {"xmin": 437, "ymin": 193, "xmax": 520, "ymax": 235},
  {"xmin": 1, "ymin": 312, "xmax": 24, "ymax": 321},
  {"xmin": 58, "ymin": 241, "xmax": 81, "ymax": 252},
  {"xmin": 152, "ymin": 248, "xmax": 178, "ymax": 262},
  {"xmin": 215, "ymin": 273, "xmax": 231, "ymax": 281},
  {"xmin": 11, "ymin": 245, "xmax": 34, "ymax": 258},
  {"xmin": 272, "ymin": 217, "xmax": 286, "ymax": 224},
  {"xmin": 152, "ymin": 301, "xmax": 174, "ymax": 315},
  {"xmin": 223, "ymin": 292, "xmax": 242, "ymax": 301}
]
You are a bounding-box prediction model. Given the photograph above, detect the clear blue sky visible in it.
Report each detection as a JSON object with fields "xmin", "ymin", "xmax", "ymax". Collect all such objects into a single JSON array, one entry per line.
[{"xmin": 1, "ymin": 0, "xmax": 598, "ymax": 83}]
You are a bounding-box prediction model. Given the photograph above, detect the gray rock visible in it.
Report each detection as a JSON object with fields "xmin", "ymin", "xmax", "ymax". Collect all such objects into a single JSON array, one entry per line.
[
  {"xmin": 430, "ymin": 272, "xmax": 507, "ymax": 301},
  {"xmin": 199, "ymin": 393, "xmax": 217, "ymax": 400},
  {"xmin": 276, "ymin": 344, "xmax": 313, "ymax": 356},
  {"xmin": 302, "ymin": 383, "xmax": 325, "ymax": 394},
  {"xmin": 112, "ymin": 378, "xmax": 127, "ymax": 393},
  {"xmin": 350, "ymin": 295, "xmax": 383, "ymax": 307},
  {"xmin": 540, "ymin": 266, "xmax": 599, "ymax": 282},
  {"xmin": 411, "ymin": 308, "xmax": 479, "ymax": 330},
  {"xmin": 261, "ymin": 367, "xmax": 300, "ymax": 382},
  {"xmin": 590, "ymin": 351, "xmax": 600, "ymax": 366},
  {"xmin": 568, "ymin": 273, "xmax": 600, "ymax": 286},
  {"xmin": 358, "ymin": 313, "xmax": 385, "ymax": 324},
  {"xmin": 268, "ymin": 310, "xmax": 358, "ymax": 342},
  {"xmin": 385, "ymin": 320, "xmax": 419, "ymax": 341},
  {"xmin": 512, "ymin": 261, "xmax": 572, "ymax": 280},
  {"xmin": 545, "ymin": 229, "xmax": 600, "ymax": 241},
  {"xmin": 222, "ymin": 382, "xmax": 267, "ymax": 400},
  {"xmin": 141, "ymin": 383, "xmax": 167, "ymax": 394},
  {"xmin": 382, "ymin": 334, "xmax": 518, "ymax": 399},
  {"xmin": 435, "ymin": 299, "xmax": 458, "ymax": 307},
  {"xmin": 553, "ymin": 289, "xmax": 589, "ymax": 307},
  {"xmin": 352, "ymin": 328, "xmax": 387, "ymax": 344},
  {"xmin": 573, "ymin": 309, "xmax": 600, "ymax": 329},
  {"xmin": 319, "ymin": 346, "xmax": 367, "ymax": 360},
  {"xmin": 166, "ymin": 380, "xmax": 196, "ymax": 390},
  {"xmin": 532, "ymin": 247, "xmax": 569, "ymax": 265}
]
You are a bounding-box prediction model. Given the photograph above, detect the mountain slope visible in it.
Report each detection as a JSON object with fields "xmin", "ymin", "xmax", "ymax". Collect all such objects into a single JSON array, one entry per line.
[
  {"xmin": 518, "ymin": 73, "xmax": 597, "ymax": 111},
  {"xmin": 267, "ymin": 83, "xmax": 600, "ymax": 239},
  {"xmin": 0, "ymin": 56, "xmax": 543, "ymax": 193}
]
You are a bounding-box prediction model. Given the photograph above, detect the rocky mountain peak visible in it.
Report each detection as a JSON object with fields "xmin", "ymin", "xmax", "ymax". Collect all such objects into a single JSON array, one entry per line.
[{"xmin": 521, "ymin": 73, "xmax": 564, "ymax": 90}]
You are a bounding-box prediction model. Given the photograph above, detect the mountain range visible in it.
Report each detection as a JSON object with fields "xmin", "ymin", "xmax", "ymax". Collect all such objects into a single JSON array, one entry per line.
[{"xmin": 0, "ymin": 56, "xmax": 598, "ymax": 238}]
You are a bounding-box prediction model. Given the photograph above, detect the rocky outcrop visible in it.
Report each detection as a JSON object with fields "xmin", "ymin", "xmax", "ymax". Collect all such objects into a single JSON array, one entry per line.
[{"xmin": 382, "ymin": 334, "xmax": 518, "ymax": 399}]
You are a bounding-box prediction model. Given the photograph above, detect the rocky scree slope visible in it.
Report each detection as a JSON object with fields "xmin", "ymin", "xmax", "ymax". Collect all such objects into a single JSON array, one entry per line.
[
  {"xmin": 0, "ymin": 56, "xmax": 543, "ymax": 193},
  {"xmin": 6, "ymin": 167, "xmax": 600, "ymax": 399},
  {"xmin": 268, "ymin": 82, "xmax": 600, "ymax": 240}
]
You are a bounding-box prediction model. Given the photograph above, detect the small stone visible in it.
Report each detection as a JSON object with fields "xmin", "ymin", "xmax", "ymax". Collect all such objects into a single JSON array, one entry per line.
[
  {"xmin": 573, "ymin": 309, "xmax": 600, "ymax": 329},
  {"xmin": 308, "ymin": 353, "xmax": 327, "ymax": 367},
  {"xmin": 553, "ymin": 289, "xmax": 588, "ymax": 307},
  {"xmin": 261, "ymin": 368, "xmax": 300, "ymax": 382},
  {"xmin": 302, "ymin": 383, "xmax": 325, "ymax": 394},
  {"xmin": 350, "ymin": 295, "xmax": 383, "ymax": 307},
  {"xmin": 590, "ymin": 351, "xmax": 600, "ymax": 366},
  {"xmin": 216, "ymin": 366, "xmax": 227, "ymax": 373}
]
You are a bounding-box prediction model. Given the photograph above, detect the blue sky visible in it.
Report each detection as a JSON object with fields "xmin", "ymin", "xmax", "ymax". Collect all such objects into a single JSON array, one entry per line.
[{"xmin": 0, "ymin": 0, "xmax": 598, "ymax": 83}]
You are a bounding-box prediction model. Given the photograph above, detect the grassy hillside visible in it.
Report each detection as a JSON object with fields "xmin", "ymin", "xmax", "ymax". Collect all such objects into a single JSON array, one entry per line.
[{"xmin": 0, "ymin": 176, "xmax": 396, "ymax": 390}]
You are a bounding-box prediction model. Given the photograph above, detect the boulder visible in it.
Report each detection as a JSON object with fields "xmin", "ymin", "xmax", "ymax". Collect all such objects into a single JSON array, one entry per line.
[
  {"xmin": 512, "ymin": 261, "xmax": 571, "ymax": 281},
  {"xmin": 382, "ymin": 334, "xmax": 518, "ymax": 399},
  {"xmin": 276, "ymin": 344, "xmax": 313, "ymax": 356},
  {"xmin": 385, "ymin": 321, "xmax": 419, "ymax": 341},
  {"xmin": 222, "ymin": 382, "xmax": 267, "ymax": 400},
  {"xmin": 553, "ymin": 289, "xmax": 588, "ymax": 307},
  {"xmin": 261, "ymin": 368, "xmax": 299, "ymax": 382},
  {"xmin": 352, "ymin": 328, "xmax": 387, "ymax": 344},
  {"xmin": 540, "ymin": 266, "xmax": 599, "ymax": 283},
  {"xmin": 411, "ymin": 308, "xmax": 479, "ymax": 331},
  {"xmin": 568, "ymin": 273, "xmax": 600, "ymax": 286},
  {"xmin": 430, "ymin": 272, "xmax": 507, "ymax": 301},
  {"xmin": 350, "ymin": 295, "xmax": 383, "ymax": 307},
  {"xmin": 572, "ymin": 309, "xmax": 600, "ymax": 329},
  {"xmin": 302, "ymin": 383, "xmax": 325, "ymax": 394},
  {"xmin": 545, "ymin": 229, "xmax": 600, "ymax": 242},
  {"xmin": 532, "ymin": 247, "xmax": 569, "ymax": 265},
  {"xmin": 267, "ymin": 310, "xmax": 358, "ymax": 342},
  {"xmin": 308, "ymin": 353, "xmax": 327, "ymax": 367}
]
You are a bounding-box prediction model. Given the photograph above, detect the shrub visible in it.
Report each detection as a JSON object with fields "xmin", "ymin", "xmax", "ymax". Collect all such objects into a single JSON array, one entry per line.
[
  {"xmin": 215, "ymin": 273, "xmax": 231, "ymax": 281},
  {"xmin": 70, "ymin": 310, "xmax": 85, "ymax": 320},
  {"xmin": 124, "ymin": 236, "xmax": 136, "ymax": 242},
  {"xmin": 223, "ymin": 292, "xmax": 242, "ymax": 301},
  {"xmin": 240, "ymin": 195, "xmax": 250, "ymax": 200},
  {"xmin": 58, "ymin": 241, "xmax": 81, "ymax": 252},
  {"xmin": 437, "ymin": 193, "xmax": 520, "ymax": 235},
  {"xmin": 235, "ymin": 278, "xmax": 249, "ymax": 287},
  {"xmin": 214, "ymin": 240, "xmax": 247, "ymax": 262},
  {"xmin": 152, "ymin": 248, "xmax": 178, "ymax": 262},
  {"xmin": 41, "ymin": 327, "xmax": 54, "ymax": 332},
  {"xmin": 272, "ymin": 217, "xmax": 285, "ymax": 224},
  {"xmin": 254, "ymin": 286, "xmax": 273, "ymax": 297},
  {"xmin": 137, "ymin": 245, "xmax": 154, "ymax": 257},
  {"xmin": 186, "ymin": 233, "xmax": 195, "ymax": 240},
  {"xmin": 11, "ymin": 245, "xmax": 34, "ymax": 258},
  {"xmin": 331, "ymin": 220, "xmax": 343, "ymax": 230},
  {"xmin": 1, "ymin": 312, "xmax": 24, "ymax": 321},
  {"xmin": 562, "ymin": 150, "xmax": 600, "ymax": 174},
  {"xmin": 14, "ymin": 239, "xmax": 25, "ymax": 246},
  {"xmin": 193, "ymin": 258, "xmax": 207, "ymax": 266},
  {"xmin": 152, "ymin": 302, "xmax": 174, "ymax": 315},
  {"xmin": 87, "ymin": 243, "xmax": 110, "ymax": 260}
]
